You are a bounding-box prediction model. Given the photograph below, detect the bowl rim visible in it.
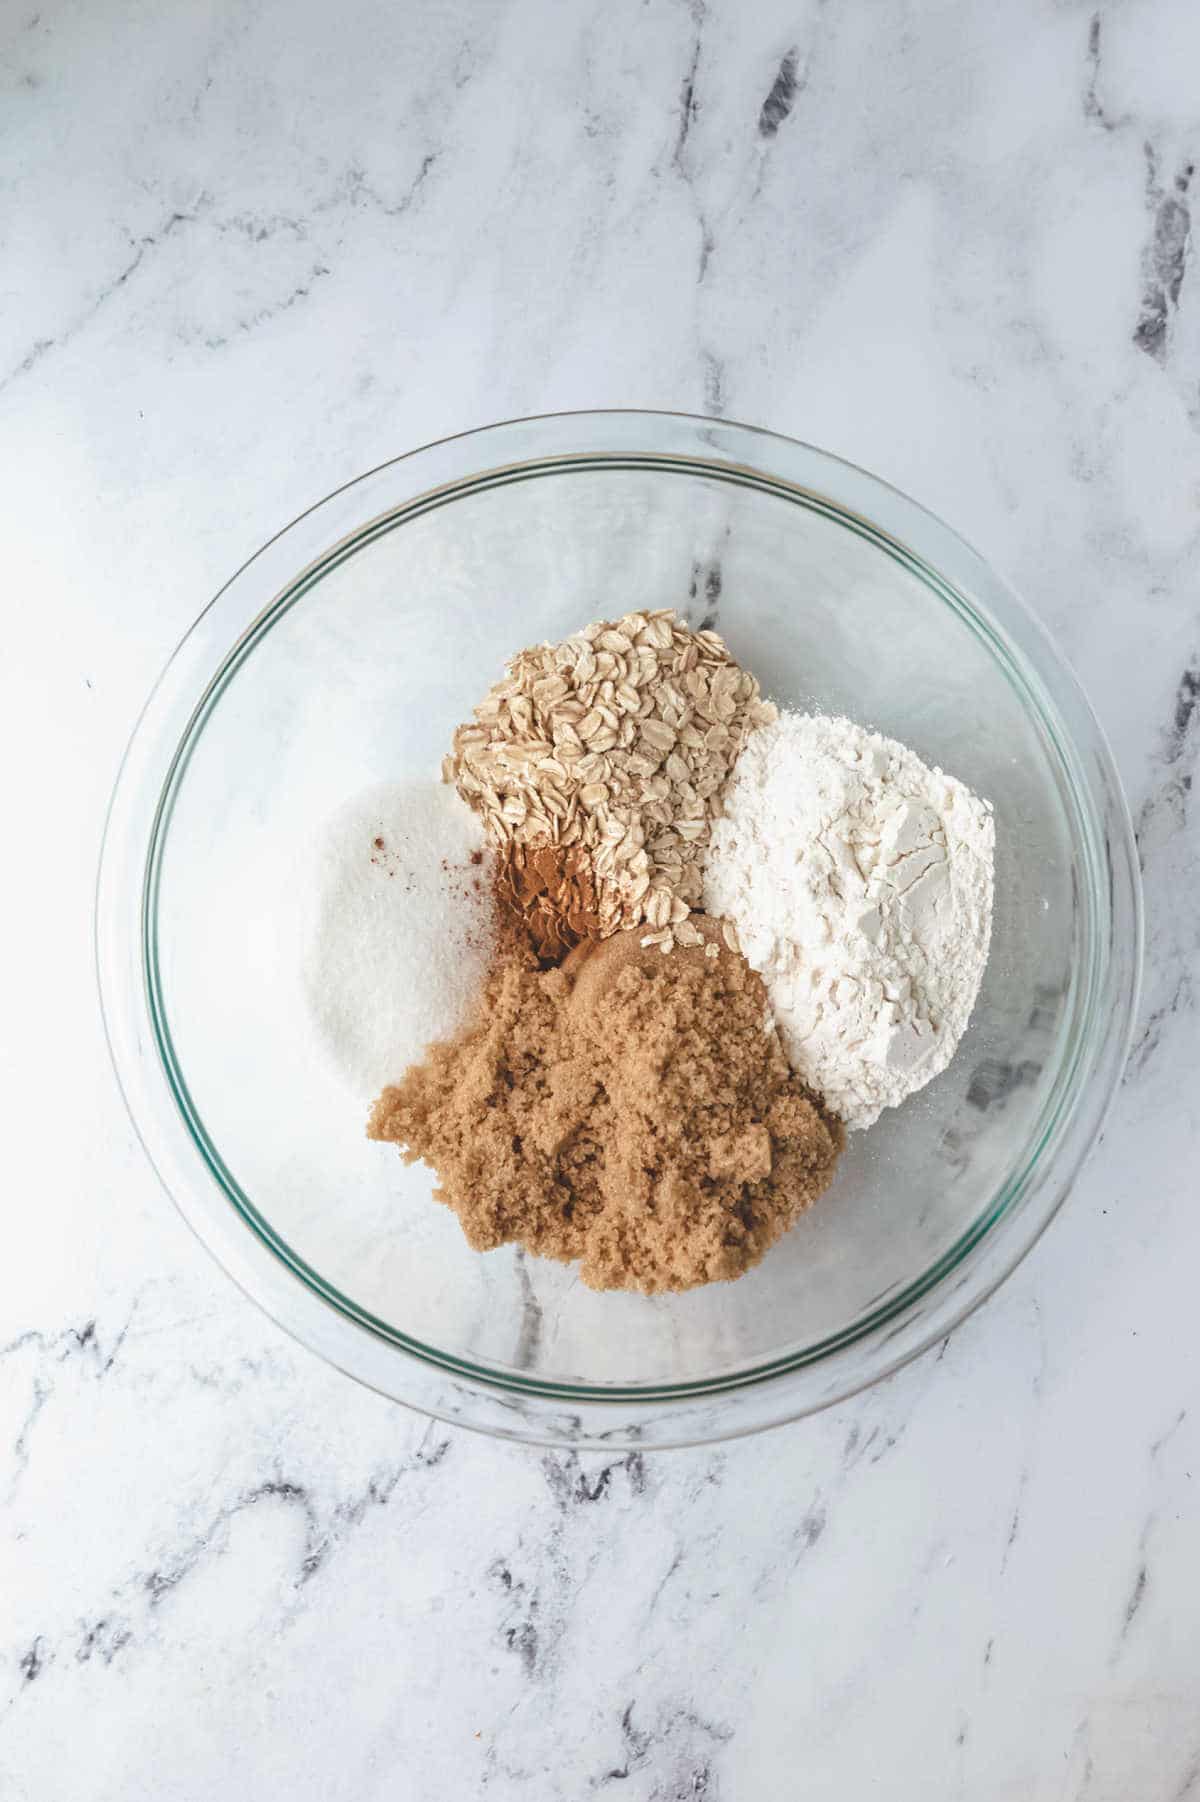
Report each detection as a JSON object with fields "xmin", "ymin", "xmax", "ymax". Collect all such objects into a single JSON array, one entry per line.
[{"xmin": 96, "ymin": 408, "xmax": 1143, "ymax": 1448}]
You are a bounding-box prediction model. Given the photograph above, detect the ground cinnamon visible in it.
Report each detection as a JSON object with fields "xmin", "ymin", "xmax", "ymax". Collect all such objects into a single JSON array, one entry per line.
[{"xmin": 492, "ymin": 841, "xmax": 603, "ymax": 967}]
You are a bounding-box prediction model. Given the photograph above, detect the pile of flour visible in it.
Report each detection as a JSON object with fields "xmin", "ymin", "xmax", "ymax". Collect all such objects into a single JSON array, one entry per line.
[
  {"xmin": 302, "ymin": 781, "xmax": 493, "ymax": 1097},
  {"xmin": 703, "ymin": 714, "xmax": 995, "ymax": 1130}
]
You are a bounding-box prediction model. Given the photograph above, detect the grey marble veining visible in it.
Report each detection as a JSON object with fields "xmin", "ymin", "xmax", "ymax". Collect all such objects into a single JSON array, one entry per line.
[{"xmin": 3, "ymin": 0, "xmax": 1200, "ymax": 1796}]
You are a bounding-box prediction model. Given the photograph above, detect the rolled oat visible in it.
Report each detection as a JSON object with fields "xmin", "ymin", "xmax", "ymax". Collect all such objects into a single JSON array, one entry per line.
[{"xmin": 445, "ymin": 610, "xmax": 776, "ymax": 947}]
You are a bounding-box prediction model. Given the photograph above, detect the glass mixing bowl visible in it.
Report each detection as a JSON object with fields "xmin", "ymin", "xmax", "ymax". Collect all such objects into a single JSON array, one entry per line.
[{"xmin": 97, "ymin": 412, "xmax": 1141, "ymax": 1447}]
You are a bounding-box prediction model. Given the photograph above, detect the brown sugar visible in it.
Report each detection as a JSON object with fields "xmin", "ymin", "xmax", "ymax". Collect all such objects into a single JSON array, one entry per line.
[{"xmin": 367, "ymin": 923, "xmax": 843, "ymax": 1294}]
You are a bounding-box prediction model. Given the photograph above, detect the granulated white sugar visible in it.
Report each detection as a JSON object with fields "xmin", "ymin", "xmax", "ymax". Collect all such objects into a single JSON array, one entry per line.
[{"xmin": 302, "ymin": 781, "xmax": 493, "ymax": 1098}]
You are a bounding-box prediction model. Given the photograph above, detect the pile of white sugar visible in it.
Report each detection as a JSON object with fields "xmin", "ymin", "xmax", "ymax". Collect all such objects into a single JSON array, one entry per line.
[
  {"xmin": 302, "ymin": 782, "xmax": 493, "ymax": 1098},
  {"xmin": 703, "ymin": 714, "xmax": 995, "ymax": 1130}
]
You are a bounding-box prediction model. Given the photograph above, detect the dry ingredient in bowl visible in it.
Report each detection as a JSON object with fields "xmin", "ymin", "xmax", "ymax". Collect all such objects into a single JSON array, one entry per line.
[
  {"xmin": 491, "ymin": 841, "xmax": 603, "ymax": 967},
  {"xmin": 303, "ymin": 782, "xmax": 494, "ymax": 1095},
  {"xmin": 356, "ymin": 618, "xmax": 997, "ymax": 1294},
  {"xmin": 443, "ymin": 609, "xmax": 775, "ymax": 953},
  {"xmin": 368, "ymin": 921, "xmax": 843, "ymax": 1295},
  {"xmin": 704, "ymin": 713, "xmax": 995, "ymax": 1130}
]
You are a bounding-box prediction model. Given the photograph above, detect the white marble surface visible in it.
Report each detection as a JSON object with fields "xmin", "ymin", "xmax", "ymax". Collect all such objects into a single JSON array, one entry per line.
[{"xmin": 3, "ymin": 0, "xmax": 1199, "ymax": 1794}]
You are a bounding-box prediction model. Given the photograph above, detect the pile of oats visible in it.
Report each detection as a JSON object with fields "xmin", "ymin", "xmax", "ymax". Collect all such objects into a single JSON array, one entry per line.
[{"xmin": 443, "ymin": 609, "xmax": 776, "ymax": 951}]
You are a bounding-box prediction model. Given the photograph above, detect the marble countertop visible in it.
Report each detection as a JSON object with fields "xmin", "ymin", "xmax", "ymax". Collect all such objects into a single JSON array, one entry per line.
[{"xmin": 4, "ymin": 0, "xmax": 1199, "ymax": 1795}]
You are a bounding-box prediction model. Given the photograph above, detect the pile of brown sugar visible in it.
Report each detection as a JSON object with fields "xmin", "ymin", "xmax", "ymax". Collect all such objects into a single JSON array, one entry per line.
[{"xmin": 368, "ymin": 924, "xmax": 843, "ymax": 1294}]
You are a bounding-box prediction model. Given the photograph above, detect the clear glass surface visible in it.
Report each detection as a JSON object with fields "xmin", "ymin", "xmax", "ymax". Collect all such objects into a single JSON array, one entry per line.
[{"xmin": 97, "ymin": 413, "xmax": 1142, "ymax": 1446}]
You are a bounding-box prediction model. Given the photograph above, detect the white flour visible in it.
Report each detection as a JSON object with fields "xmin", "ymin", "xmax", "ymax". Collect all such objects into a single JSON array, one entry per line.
[
  {"xmin": 302, "ymin": 782, "xmax": 493, "ymax": 1098},
  {"xmin": 703, "ymin": 714, "xmax": 994, "ymax": 1130}
]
